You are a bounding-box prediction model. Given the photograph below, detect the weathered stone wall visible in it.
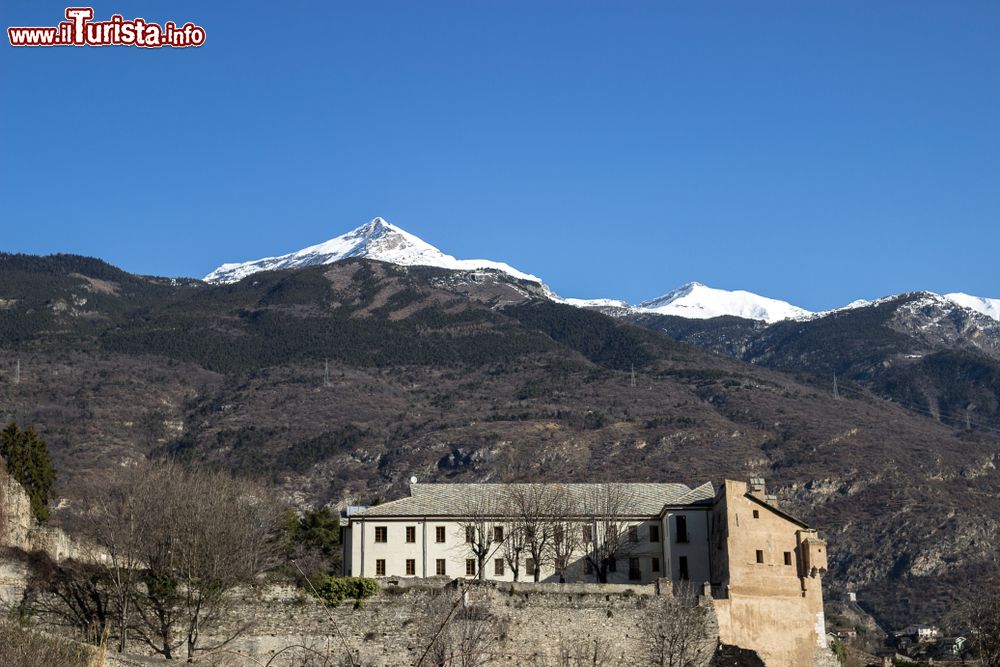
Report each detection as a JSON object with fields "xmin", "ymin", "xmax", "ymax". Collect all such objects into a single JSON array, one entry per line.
[
  {"xmin": 0, "ymin": 468, "xmax": 35, "ymax": 551},
  {"xmin": 0, "ymin": 557, "xmax": 30, "ymax": 609},
  {"xmin": 0, "ymin": 468, "xmax": 87, "ymax": 562},
  {"xmin": 206, "ymin": 578, "xmax": 719, "ymax": 667},
  {"xmin": 0, "ymin": 468, "xmax": 96, "ymax": 614}
]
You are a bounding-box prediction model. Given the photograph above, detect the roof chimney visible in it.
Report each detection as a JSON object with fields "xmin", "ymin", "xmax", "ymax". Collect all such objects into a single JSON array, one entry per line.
[{"xmin": 748, "ymin": 477, "xmax": 767, "ymax": 500}]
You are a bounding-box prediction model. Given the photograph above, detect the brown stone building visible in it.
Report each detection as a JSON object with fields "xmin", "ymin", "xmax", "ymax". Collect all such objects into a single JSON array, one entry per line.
[{"xmin": 710, "ymin": 479, "xmax": 831, "ymax": 667}]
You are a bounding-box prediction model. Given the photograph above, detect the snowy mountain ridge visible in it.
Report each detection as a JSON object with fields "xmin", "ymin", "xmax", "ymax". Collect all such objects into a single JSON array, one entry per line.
[
  {"xmin": 634, "ymin": 282, "xmax": 812, "ymax": 323},
  {"xmin": 204, "ymin": 217, "xmax": 1000, "ymax": 324},
  {"xmin": 943, "ymin": 292, "xmax": 1000, "ymax": 322},
  {"xmin": 204, "ymin": 217, "xmax": 542, "ymax": 285}
]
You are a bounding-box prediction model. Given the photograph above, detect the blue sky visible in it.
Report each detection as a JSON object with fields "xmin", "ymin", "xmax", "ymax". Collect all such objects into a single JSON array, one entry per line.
[{"xmin": 2, "ymin": 1, "xmax": 998, "ymax": 309}]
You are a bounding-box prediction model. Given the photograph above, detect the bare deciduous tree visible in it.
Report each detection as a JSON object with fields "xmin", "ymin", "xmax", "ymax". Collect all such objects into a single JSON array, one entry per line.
[
  {"xmin": 22, "ymin": 555, "xmax": 110, "ymax": 645},
  {"xmin": 456, "ymin": 490, "xmax": 505, "ymax": 581},
  {"xmin": 499, "ymin": 518, "xmax": 525, "ymax": 582},
  {"xmin": 548, "ymin": 487, "xmax": 583, "ymax": 584},
  {"xmin": 126, "ymin": 462, "xmax": 283, "ymax": 661},
  {"xmin": 965, "ymin": 591, "xmax": 1000, "ymax": 667},
  {"xmin": 419, "ymin": 585, "xmax": 505, "ymax": 667},
  {"xmin": 81, "ymin": 463, "xmax": 148, "ymax": 653},
  {"xmin": 642, "ymin": 585, "xmax": 714, "ymax": 667},
  {"xmin": 507, "ymin": 485, "xmax": 562, "ymax": 583},
  {"xmin": 581, "ymin": 484, "xmax": 635, "ymax": 583}
]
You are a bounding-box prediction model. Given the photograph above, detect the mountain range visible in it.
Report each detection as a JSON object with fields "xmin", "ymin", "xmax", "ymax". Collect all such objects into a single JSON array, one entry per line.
[
  {"xmin": 205, "ymin": 217, "xmax": 1000, "ymax": 326},
  {"xmin": 200, "ymin": 217, "xmax": 1000, "ymax": 435},
  {"xmin": 2, "ymin": 218, "xmax": 1000, "ymax": 630}
]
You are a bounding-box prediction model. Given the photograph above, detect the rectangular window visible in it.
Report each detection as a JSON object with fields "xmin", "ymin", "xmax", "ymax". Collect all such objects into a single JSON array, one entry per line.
[
  {"xmin": 494, "ymin": 559, "xmax": 505, "ymax": 576},
  {"xmin": 375, "ymin": 559, "xmax": 386, "ymax": 576},
  {"xmin": 678, "ymin": 556, "xmax": 689, "ymax": 580},
  {"xmin": 436, "ymin": 559, "xmax": 446, "ymax": 576},
  {"xmin": 628, "ymin": 526, "xmax": 638, "ymax": 543},
  {"xmin": 784, "ymin": 551, "xmax": 793, "ymax": 566},
  {"xmin": 607, "ymin": 558, "xmax": 617, "ymax": 573},
  {"xmin": 405, "ymin": 559, "xmax": 416, "ymax": 576},
  {"xmin": 466, "ymin": 559, "xmax": 476, "ymax": 576},
  {"xmin": 406, "ymin": 526, "xmax": 416, "ymax": 543},
  {"xmin": 465, "ymin": 526, "xmax": 475, "ymax": 543},
  {"xmin": 494, "ymin": 526, "xmax": 504, "ymax": 542},
  {"xmin": 436, "ymin": 526, "xmax": 446, "ymax": 543},
  {"xmin": 676, "ymin": 516, "xmax": 688, "ymax": 543},
  {"xmin": 753, "ymin": 509, "xmax": 760, "ymax": 519},
  {"xmin": 554, "ymin": 525, "xmax": 564, "ymax": 543},
  {"xmin": 649, "ymin": 525, "xmax": 660, "ymax": 543},
  {"xmin": 526, "ymin": 558, "xmax": 536, "ymax": 577},
  {"xmin": 582, "ymin": 525, "xmax": 593, "ymax": 542},
  {"xmin": 374, "ymin": 526, "xmax": 388, "ymax": 543},
  {"xmin": 628, "ymin": 557, "xmax": 641, "ymax": 580},
  {"xmin": 652, "ymin": 557, "xmax": 660, "ymax": 573},
  {"xmin": 756, "ymin": 550, "xmax": 765, "ymax": 564}
]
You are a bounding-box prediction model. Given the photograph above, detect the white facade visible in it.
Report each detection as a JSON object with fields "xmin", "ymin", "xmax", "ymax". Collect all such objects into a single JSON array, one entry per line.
[
  {"xmin": 342, "ymin": 482, "xmax": 717, "ymax": 587},
  {"xmin": 346, "ymin": 516, "xmax": 687, "ymax": 584}
]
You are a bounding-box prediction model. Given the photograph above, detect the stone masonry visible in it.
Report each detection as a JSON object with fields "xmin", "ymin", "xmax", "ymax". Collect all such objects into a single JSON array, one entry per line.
[{"xmin": 211, "ymin": 578, "xmax": 719, "ymax": 667}]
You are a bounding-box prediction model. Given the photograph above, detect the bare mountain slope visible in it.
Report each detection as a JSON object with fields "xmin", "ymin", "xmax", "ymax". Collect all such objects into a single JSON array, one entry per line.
[{"xmin": 0, "ymin": 253, "xmax": 998, "ymax": 628}]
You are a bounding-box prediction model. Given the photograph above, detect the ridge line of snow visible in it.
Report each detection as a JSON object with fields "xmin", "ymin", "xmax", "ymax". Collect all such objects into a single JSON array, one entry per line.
[
  {"xmin": 203, "ymin": 216, "xmax": 1000, "ymax": 325},
  {"xmin": 204, "ymin": 217, "xmax": 541, "ymax": 285}
]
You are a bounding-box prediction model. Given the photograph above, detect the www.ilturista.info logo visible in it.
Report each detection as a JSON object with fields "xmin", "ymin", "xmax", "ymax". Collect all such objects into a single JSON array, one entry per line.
[{"xmin": 8, "ymin": 8, "xmax": 205, "ymax": 48}]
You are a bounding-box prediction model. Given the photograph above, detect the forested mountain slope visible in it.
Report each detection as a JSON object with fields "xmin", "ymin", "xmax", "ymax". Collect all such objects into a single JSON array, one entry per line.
[{"xmin": 0, "ymin": 253, "xmax": 997, "ymax": 627}]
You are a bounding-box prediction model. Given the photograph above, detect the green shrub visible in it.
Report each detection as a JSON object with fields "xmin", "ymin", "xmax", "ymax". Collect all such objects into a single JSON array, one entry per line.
[
  {"xmin": 283, "ymin": 507, "xmax": 342, "ymax": 579},
  {"xmin": 309, "ymin": 576, "xmax": 379, "ymax": 607},
  {"xmin": 829, "ymin": 638, "xmax": 847, "ymax": 666}
]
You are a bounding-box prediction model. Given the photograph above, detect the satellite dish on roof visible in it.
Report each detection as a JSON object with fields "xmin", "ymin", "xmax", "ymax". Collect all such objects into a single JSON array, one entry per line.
[{"xmin": 410, "ymin": 476, "xmax": 418, "ymax": 485}]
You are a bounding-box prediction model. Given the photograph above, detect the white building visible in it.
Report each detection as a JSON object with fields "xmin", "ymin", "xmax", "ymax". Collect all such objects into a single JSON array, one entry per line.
[
  {"xmin": 896, "ymin": 624, "xmax": 940, "ymax": 641},
  {"xmin": 342, "ymin": 481, "xmax": 717, "ymax": 585}
]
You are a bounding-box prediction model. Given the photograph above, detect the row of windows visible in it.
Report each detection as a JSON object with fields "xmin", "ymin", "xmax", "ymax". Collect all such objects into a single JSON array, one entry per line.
[
  {"xmin": 372, "ymin": 556, "xmax": 663, "ymax": 579},
  {"xmin": 374, "ymin": 558, "xmax": 449, "ymax": 576},
  {"xmin": 372, "ymin": 523, "xmax": 664, "ymax": 544},
  {"xmin": 754, "ymin": 549, "xmax": 795, "ymax": 566},
  {"xmin": 374, "ymin": 525, "xmax": 447, "ymax": 544}
]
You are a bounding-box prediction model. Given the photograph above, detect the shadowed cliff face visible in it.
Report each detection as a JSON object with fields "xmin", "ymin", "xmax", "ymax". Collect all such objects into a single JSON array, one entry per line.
[{"xmin": 0, "ymin": 254, "xmax": 998, "ymax": 628}]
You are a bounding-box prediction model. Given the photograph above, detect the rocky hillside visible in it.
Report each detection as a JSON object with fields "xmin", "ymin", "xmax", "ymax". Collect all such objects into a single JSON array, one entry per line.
[
  {"xmin": 0, "ymin": 253, "xmax": 998, "ymax": 628},
  {"xmin": 630, "ymin": 292, "xmax": 1000, "ymax": 433}
]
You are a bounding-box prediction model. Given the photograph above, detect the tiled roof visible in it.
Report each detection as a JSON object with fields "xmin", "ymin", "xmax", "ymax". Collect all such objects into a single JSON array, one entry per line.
[
  {"xmin": 672, "ymin": 482, "xmax": 716, "ymax": 506},
  {"xmin": 352, "ymin": 482, "xmax": 714, "ymax": 518}
]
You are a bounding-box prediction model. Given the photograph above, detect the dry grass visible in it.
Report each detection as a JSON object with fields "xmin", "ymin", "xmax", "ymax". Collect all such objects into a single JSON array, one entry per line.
[{"xmin": 0, "ymin": 621, "xmax": 100, "ymax": 667}]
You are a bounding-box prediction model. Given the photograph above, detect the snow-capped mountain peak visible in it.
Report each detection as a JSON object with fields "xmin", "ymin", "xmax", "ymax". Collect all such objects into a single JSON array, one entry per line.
[
  {"xmin": 635, "ymin": 281, "xmax": 813, "ymax": 323},
  {"xmin": 203, "ymin": 219, "xmax": 1000, "ymax": 327},
  {"xmin": 943, "ymin": 292, "xmax": 1000, "ymax": 322},
  {"xmin": 204, "ymin": 217, "xmax": 541, "ymax": 285}
]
